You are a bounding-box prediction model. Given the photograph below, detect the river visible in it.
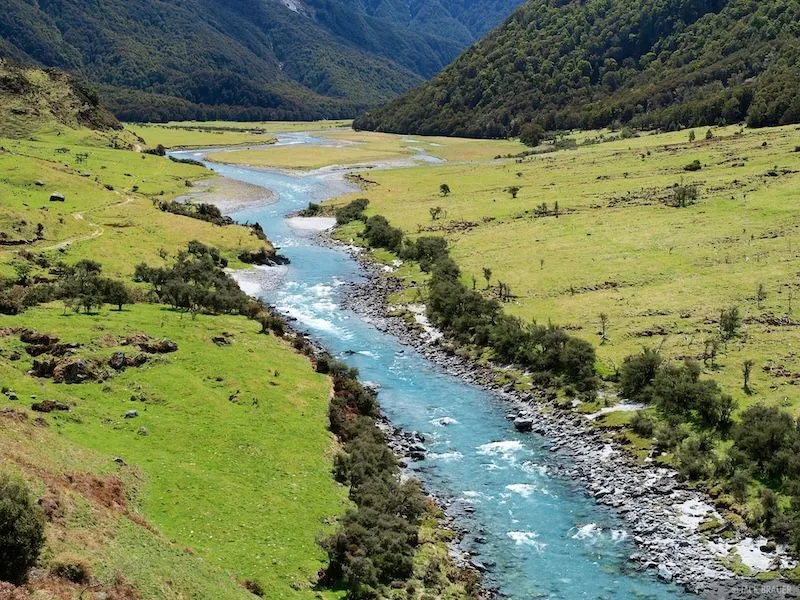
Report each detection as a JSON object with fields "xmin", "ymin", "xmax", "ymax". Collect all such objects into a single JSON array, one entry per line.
[{"xmin": 172, "ymin": 134, "xmax": 691, "ymax": 599}]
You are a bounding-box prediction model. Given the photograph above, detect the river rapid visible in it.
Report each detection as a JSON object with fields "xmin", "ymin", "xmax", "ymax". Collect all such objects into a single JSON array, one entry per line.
[{"xmin": 172, "ymin": 134, "xmax": 692, "ymax": 599}]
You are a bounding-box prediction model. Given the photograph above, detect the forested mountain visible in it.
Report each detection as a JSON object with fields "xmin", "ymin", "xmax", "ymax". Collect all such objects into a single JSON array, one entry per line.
[
  {"xmin": 0, "ymin": 0, "xmax": 522, "ymax": 122},
  {"xmin": 354, "ymin": 0, "xmax": 800, "ymax": 137}
]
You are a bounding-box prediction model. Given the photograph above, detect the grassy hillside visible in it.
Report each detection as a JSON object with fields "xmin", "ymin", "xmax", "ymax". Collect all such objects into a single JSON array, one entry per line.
[
  {"xmin": 0, "ymin": 0, "xmax": 523, "ymax": 122},
  {"xmin": 331, "ymin": 124, "xmax": 800, "ymax": 414},
  {"xmin": 355, "ymin": 0, "xmax": 800, "ymax": 137},
  {"xmin": 0, "ymin": 305, "xmax": 344, "ymax": 599},
  {"xmin": 0, "ymin": 69, "xmax": 350, "ymax": 599}
]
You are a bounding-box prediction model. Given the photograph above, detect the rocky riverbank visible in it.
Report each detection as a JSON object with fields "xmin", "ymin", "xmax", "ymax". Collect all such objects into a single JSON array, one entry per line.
[{"xmin": 324, "ymin": 234, "xmax": 800, "ymax": 600}]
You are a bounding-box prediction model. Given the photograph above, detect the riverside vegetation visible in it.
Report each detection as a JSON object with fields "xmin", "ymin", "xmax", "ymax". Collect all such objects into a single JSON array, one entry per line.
[
  {"xmin": 320, "ymin": 122, "xmax": 800, "ymax": 577},
  {"xmin": 0, "ymin": 64, "xmax": 474, "ymax": 599}
]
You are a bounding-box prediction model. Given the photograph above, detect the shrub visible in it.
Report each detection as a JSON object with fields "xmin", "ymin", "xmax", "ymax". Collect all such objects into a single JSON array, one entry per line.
[
  {"xmin": 719, "ymin": 306, "xmax": 742, "ymax": 340},
  {"xmin": 50, "ymin": 554, "xmax": 92, "ymax": 583},
  {"xmin": 619, "ymin": 347, "xmax": 662, "ymax": 401},
  {"xmin": 671, "ymin": 183, "xmax": 698, "ymax": 207},
  {"xmin": 630, "ymin": 411, "xmax": 655, "ymax": 437},
  {"xmin": 519, "ymin": 122, "xmax": 544, "ymax": 147},
  {"xmin": 335, "ymin": 198, "xmax": 369, "ymax": 225},
  {"xmin": 364, "ymin": 215, "xmax": 403, "ymax": 252},
  {"xmin": 0, "ymin": 473, "xmax": 46, "ymax": 585},
  {"xmin": 684, "ymin": 159, "xmax": 702, "ymax": 171}
]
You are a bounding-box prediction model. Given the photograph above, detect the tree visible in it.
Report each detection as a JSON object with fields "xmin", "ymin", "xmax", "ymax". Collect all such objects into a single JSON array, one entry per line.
[
  {"xmin": 719, "ymin": 306, "xmax": 742, "ymax": 341},
  {"xmin": 599, "ymin": 313, "xmax": 609, "ymax": 345},
  {"xmin": 688, "ymin": 130, "xmax": 696, "ymax": 142},
  {"xmin": 705, "ymin": 129, "xmax": 714, "ymax": 140},
  {"xmin": 60, "ymin": 259, "xmax": 105, "ymax": 313},
  {"xmin": 429, "ymin": 206, "xmax": 443, "ymax": 221},
  {"xmin": 439, "ymin": 183, "xmax": 451, "ymax": 197},
  {"xmin": 0, "ymin": 473, "xmax": 46, "ymax": 585},
  {"xmin": 482, "ymin": 267, "xmax": 492, "ymax": 289},
  {"xmin": 756, "ymin": 283, "xmax": 767, "ymax": 310},
  {"xmin": 102, "ymin": 279, "xmax": 132, "ymax": 311},
  {"xmin": 743, "ymin": 359, "xmax": 755, "ymax": 394},
  {"xmin": 619, "ymin": 347, "xmax": 662, "ymax": 401},
  {"xmin": 519, "ymin": 123, "xmax": 544, "ymax": 147},
  {"xmin": 505, "ymin": 186, "xmax": 520, "ymax": 199}
]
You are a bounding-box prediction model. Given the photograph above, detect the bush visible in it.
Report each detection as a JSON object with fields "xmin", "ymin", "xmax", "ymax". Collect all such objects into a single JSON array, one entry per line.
[
  {"xmin": 672, "ymin": 183, "xmax": 698, "ymax": 207},
  {"xmin": 619, "ymin": 347, "xmax": 662, "ymax": 401},
  {"xmin": 630, "ymin": 411, "xmax": 655, "ymax": 437},
  {"xmin": 364, "ymin": 216, "xmax": 403, "ymax": 252},
  {"xmin": 50, "ymin": 554, "xmax": 92, "ymax": 583},
  {"xmin": 684, "ymin": 159, "xmax": 702, "ymax": 171},
  {"xmin": 519, "ymin": 122, "xmax": 544, "ymax": 147},
  {"xmin": 335, "ymin": 198, "xmax": 369, "ymax": 225},
  {"xmin": 0, "ymin": 473, "xmax": 46, "ymax": 585}
]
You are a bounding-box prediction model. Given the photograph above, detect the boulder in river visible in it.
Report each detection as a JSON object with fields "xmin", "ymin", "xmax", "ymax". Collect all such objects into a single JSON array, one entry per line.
[{"xmin": 513, "ymin": 417, "xmax": 534, "ymax": 432}]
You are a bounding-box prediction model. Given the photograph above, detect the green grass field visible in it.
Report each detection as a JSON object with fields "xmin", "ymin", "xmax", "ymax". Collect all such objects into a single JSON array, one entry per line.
[
  {"xmin": 0, "ymin": 304, "xmax": 346, "ymax": 599},
  {"xmin": 0, "ymin": 126, "xmax": 270, "ymax": 281},
  {"xmin": 329, "ymin": 124, "xmax": 800, "ymax": 415}
]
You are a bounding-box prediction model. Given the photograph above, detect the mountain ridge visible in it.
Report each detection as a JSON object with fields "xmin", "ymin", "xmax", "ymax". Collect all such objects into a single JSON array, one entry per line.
[
  {"xmin": 0, "ymin": 0, "xmax": 523, "ymax": 122},
  {"xmin": 354, "ymin": 0, "xmax": 800, "ymax": 137}
]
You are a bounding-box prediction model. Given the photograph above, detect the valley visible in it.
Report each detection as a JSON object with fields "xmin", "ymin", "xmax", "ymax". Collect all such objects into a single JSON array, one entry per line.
[{"xmin": 2, "ymin": 0, "xmax": 800, "ymax": 593}]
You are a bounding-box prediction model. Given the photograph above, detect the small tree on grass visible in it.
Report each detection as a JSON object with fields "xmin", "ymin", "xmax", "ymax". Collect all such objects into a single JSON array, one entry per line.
[
  {"xmin": 103, "ymin": 279, "xmax": 132, "ymax": 311},
  {"xmin": 688, "ymin": 130, "xmax": 696, "ymax": 142},
  {"xmin": 0, "ymin": 472, "xmax": 46, "ymax": 585},
  {"xmin": 719, "ymin": 306, "xmax": 742, "ymax": 341},
  {"xmin": 482, "ymin": 267, "xmax": 492, "ymax": 289},
  {"xmin": 672, "ymin": 183, "xmax": 698, "ymax": 207},
  {"xmin": 439, "ymin": 183, "xmax": 451, "ymax": 197},
  {"xmin": 599, "ymin": 312, "xmax": 609, "ymax": 345},
  {"xmin": 429, "ymin": 206, "xmax": 443, "ymax": 221},
  {"xmin": 756, "ymin": 283, "xmax": 766, "ymax": 310},
  {"xmin": 505, "ymin": 186, "xmax": 520, "ymax": 199},
  {"xmin": 742, "ymin": 359, "xmax": 755, "ymax": 395}
]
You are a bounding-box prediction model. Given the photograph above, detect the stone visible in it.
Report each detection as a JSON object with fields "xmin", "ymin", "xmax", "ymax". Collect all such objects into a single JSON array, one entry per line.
[
  {"xmin": 5, "ymin": 391, "xmax": 17, "ymax": 400},
  {"xmin": 137, "ymin": 426, "xmax": 149, "ymax": 436},
  {"xmin": 108, "ymin": 352, "xmax": 127, "ymax": 371},
  {"xmin": 138, "ymin": 338, "xmax": 178, "ymax": 353},
  {"xmin": 657, "ymin": 564, "xmax": 673, "ymax": 582},
  {"xmin": 513, "ymin": 417, "xmax": 534, "ymax": 432},
  {"xmin": 49, "ymin": 192, "xmax": 65, "ymax": 202},
  {"xmin": 124, "ymin": 410, "xmax": 139, "ymax": 419},
  {"xmin": 31, "ymin": 400, "xmax": 69, "ymax": 413},
  {"xmin": 53, "ymin": 357, "xmax": 102, "ymax": 383}
]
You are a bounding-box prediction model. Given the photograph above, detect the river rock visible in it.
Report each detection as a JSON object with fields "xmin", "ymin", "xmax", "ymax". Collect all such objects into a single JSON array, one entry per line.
[{"xmin": 513, "ymin": 417, "xmax": 534, "ymax": 432}]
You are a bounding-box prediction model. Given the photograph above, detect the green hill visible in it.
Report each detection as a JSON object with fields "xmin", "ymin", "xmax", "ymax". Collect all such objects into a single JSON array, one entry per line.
[
  {"xmin": 0, "ymin": 0, "xmax": 523, "ymax": 122},
  {"xmin": 354, "ymin": 0, "xmax": 800, "ymax": 137}
]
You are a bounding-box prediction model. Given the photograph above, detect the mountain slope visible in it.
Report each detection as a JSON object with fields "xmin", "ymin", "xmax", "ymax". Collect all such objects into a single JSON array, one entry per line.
[
  {"xmin": 354, "ymin": 0, "xmax": 800, "ymax": 137},
  {"xmin": 0, "ymin": 0, "xmax": 523, "ymax": 122}
]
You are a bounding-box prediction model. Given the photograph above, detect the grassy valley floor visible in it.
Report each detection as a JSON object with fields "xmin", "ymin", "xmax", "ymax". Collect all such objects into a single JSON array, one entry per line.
[{"xmin": 329, "ymin": 124, "xmax": 800, "ymax": 417}]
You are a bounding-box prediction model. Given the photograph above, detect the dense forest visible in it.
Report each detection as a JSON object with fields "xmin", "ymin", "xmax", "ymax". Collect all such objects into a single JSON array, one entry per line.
[
  {"xmin": 0, "ymin": 0, "xmax": 522, "ymax": 122},
  {"xmin": 354, "ymin": 0, "xmax": 800, "ymax": 137}
]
